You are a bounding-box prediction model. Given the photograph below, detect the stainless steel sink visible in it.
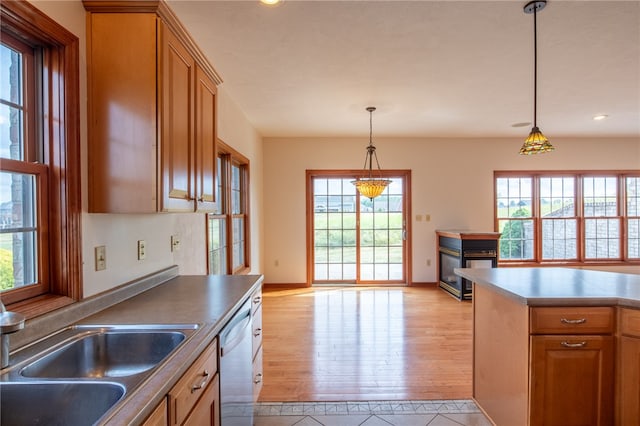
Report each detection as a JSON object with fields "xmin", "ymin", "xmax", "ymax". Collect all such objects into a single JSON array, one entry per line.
[
  {"xmin": 21, "ymin": 329, "xmax": 186, "ymax": 378},
  {"xmin": 1, "ymin": 324, "xmax": 198, "ymax": 425},
  {"xmin": 0, "ymin": 381, "xmax": 125, "ymax": 426}
]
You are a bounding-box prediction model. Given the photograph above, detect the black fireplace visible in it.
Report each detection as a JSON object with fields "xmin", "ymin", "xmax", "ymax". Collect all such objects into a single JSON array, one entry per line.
[{"xmin": 436, "ymin": 231, "xmax": 500, "ymax": 300}]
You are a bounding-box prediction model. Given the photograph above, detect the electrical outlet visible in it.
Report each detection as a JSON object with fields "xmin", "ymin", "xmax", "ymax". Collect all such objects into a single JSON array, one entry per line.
[
  {"xmin": 171, "ymin": 235, "xmax": 180, "ymax": 252},
  {"xmin": 95, "ymin": 246, "xmax": 106, "ymax": 271},
  {"xmin": 138, "ymin": 240, "xmax": 146, "ymax": 260},
  {"xmin": 426, "ymin": 259, "xmax": 431, "ymax": 266}
]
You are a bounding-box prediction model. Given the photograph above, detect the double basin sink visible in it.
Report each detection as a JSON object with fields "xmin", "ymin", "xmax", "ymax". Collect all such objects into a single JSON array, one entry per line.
[{"xmin": 1, "ymin": 324, "xmax": 198, "ymax": 425}]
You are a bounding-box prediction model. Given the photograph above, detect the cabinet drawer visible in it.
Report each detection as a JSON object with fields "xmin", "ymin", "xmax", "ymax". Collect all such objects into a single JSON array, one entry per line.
[
  {"xmin": 253, "ymin": 346, "xmax": 263, "ymax": 402},
  {"xmin": 168, "ymin": 339, "xmax": 218, "ymax": 425},
  {"xmin": 251, "ymin": 288, "xmax": 262, "ymax": 316},
  {"xmin": 620, "ymin": 308, "xmax": 640, "ymax": 337},
  {"xmin": 252, "ymin": 304, "xmax": 263, "ymax": 359},
  {"xmin": 530, "ymin": 307, "xmax": 614, "ymax": 334},
  {"xmin": 183, "ymin": 373, "xmax": 220, "ymax": 426}
]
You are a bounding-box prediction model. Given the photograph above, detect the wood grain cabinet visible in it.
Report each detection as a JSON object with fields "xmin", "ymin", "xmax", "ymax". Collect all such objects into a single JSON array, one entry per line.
[
  {"xmin": 142, "ymin": 397, "xmax": 168, "ymax": 426},
  {"xmin": 529, "ymin": 307, "xmax": 614, "ymax": 426},
  {"xmin": 83, "ymin": 1, "xmax": 221, "ymax": 213},
  {"xmin": 473, "ymin": 285, "xmax": 616, "ymax": 426},
  {"xmin": 617, "ymin": 307, "xmax": 640, "ymax": 425},
  {"xmin": 251, "ymin": 287, "xmax": 264, "ymax": 401},
  {"xmin": 168, "ymin": 339, "xmax": 219, "ymax": 426}
]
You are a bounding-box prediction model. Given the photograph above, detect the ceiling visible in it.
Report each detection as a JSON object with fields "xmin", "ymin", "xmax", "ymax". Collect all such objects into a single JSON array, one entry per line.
[{"xmin": 167, "ymin": 0, "xmax": 640, "ymax": 139}]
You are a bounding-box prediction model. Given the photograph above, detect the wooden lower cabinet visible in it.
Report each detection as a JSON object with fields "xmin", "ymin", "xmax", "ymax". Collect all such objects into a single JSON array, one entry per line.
[
  {"xmin": 473, "ymin": 285, "xmax": 617, "ymax": 425},
  {"xmin": 617, "ymin": 308, "xmax": 640, "ymax": 425},
  {"xmin": 530, "ymin": 335, "xmax": 614, "ymax": 425},
  {"xmin": 142, "ymin": 397, "xmax": 168, "ymax": 426},
  {"xmin": 183, "ymin": 373, "xmax": 220, "ymax": 426},
  {"xmin": 618, "ymin": 336, "xmax": 640, "ymax": 424},
  {"xmin": 168, "ymin": 339, "xmax": 219, "ymax": 425}
]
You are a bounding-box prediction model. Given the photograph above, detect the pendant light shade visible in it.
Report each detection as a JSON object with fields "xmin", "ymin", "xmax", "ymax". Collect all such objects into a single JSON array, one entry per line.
[
  {"xmin": 351, "ymin": 107, "xmax": 391, "ymax": 200},
  {"xmin": 519, "ymin": 0, "xmax": 554, "ymax": 155},
  {"xmin": 520, "ymin": 126, "xmax": 554, "ymax": 155}
]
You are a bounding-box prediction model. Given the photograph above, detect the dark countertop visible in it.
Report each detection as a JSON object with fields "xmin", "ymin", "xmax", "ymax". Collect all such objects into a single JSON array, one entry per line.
[
  {"xmin": 82, "ymin": 274, "xmax": 263, "ymax": 425},
  {"xmin": 455, "ymin": 267, "xmax": 640, "ymax": 308},
  {"xmin": 436, "ymin": 230, "xmax": 501, "ymax": 240}
]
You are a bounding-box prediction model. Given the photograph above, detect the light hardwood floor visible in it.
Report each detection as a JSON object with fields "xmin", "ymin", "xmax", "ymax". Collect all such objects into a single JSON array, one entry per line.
[{"xmin": 258, "ymin": 285, "xmax": 473, "ymax": 402}]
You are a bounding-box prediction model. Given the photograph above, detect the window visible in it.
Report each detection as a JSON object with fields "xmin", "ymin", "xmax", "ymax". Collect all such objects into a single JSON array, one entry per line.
[
  {"xmin": 307, "ymin": 170, "xmax": 410, "ymax": 285},
  {"xmin": 628, "ymin": 177, "xmax": 640, "ymax": 259},
  {"xmin": 207, "ymin": 140, "xmax": 249, "ymax": 274},
  {"xmin": 1, "ymin": 34, "xmax": 45, "ymax": 294},
  {"xmin": 0, "ymin": 2, "xmax": 81, "ymax": 314},
  {"xmin": 496, "ymin": 177, "xmax": 534, "ymax": 260},
  {"xmin": 540, "ymin": 176, "xmax": 577, "ymax": 260},
  {"xmin": 495, "ymin": 171, "xmax": 639, "ymax": 264}
]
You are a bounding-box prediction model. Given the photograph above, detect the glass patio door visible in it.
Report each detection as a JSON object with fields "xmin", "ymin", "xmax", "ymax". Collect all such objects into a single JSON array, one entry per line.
[{"xmin": 309, "ymin": 173, "xmax": 409, "ymax": 285}]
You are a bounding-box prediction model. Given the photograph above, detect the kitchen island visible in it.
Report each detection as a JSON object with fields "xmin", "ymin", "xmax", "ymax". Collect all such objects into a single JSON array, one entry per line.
[{"xmin": 455, "ymin": 267, "xmax": 640, "ymax": 426}]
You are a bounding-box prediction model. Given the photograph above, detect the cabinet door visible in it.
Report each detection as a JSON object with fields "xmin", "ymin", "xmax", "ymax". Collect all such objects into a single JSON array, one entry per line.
[
  {"xmin": 253, "ymin": 346, "xmax": 263, "ymax": 402},
  {"xmin": 87, "ymin": 12, "xmax": 158, "ymax": 213},
  {"xmin": 168, "ymin": 341, "xmax": 218, "ymax": 425},
  {"xmin": 619, "ymin": 336, "xmax": 640, "ymax": 424},
  {"xmin": 530, "ymin": 335, "xmax": 614, "ymax": 426},
  {"xmin": 142, "ymin": 397, "xmax": 168, "ymax": 426},
  {"xmin": 194, "ymin": 65, "xmax": 217, "ymax": 212},
  {"xmin": 183, "ymin": 373, "xmax": 220, "ymax": 426},
  {"xmin": 160, "ymin": 23, "xmax": 195, "ymax": 212}
]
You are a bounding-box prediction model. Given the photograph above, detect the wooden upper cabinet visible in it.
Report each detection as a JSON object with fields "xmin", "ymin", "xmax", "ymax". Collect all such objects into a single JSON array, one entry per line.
[
  {"xmin": 159, "ymin": 24, "xmax": 195, "ymax": 212},
  {"xmin": 84, "ymin": 0, "xmax": 221, "ymax": 213},
  {"xmin": 194, "ymin": 66, "xmax": 217, "ymax": 212}
]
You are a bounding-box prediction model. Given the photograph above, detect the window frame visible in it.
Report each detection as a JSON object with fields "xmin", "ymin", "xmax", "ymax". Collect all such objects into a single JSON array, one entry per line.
[
  {"xmin": 1, "ymin": 1, "xmax": 82, "ymax": 316},
  {"xmin": 495, "ymin": 170, "xmax": 640, "ymax": 266},
  {"xmin": 206, "ymin": 139, "xmax": 250, "ymax": 275}
]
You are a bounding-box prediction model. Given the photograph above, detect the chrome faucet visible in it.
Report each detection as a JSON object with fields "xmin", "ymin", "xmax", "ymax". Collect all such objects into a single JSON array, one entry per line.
[{"xmin": 0, "ymin": 299, "xmax": 25, "ymax": 368}]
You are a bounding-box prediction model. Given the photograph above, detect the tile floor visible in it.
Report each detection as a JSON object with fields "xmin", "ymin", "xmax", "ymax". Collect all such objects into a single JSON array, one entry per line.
[{"xmin": 254, "ymin": 400, "xmax": 492, "ymax": 426}]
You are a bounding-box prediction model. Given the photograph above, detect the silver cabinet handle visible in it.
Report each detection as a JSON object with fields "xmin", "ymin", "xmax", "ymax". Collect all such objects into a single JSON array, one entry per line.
[
  {"xmin": 560, "ymin": 318, "xmax": 587, "ymax": 324},
  {"xmin": 253, "ymin": 296, "xmax": 261, "ymax": 304},
  {"xmin": 254, "ymin": 373, "xmax": 263, "ymax": 384},
  {"xmin": 561, "ymin": 341, "xmax": 587, "ymax": 348},
  {"xmin": 254, "ymin": 328, "xmax": 262, "ymax": 337},
  {"xmin": 191, "ymin": 370, "xmax": 210, "ymax": 393}
]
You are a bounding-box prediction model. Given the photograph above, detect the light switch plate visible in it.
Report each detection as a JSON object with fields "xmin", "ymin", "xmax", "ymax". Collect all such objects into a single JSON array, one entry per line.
[
  {"xmin": 95, "ymin": 246, "xmax": 106, "ymax": 271},
  {"xmin": 171, "ymin": 235, "xmax": 180, "ymax": 252},
  {"xmin": 138, "ymin": 240, "xmax": 146, "ymax": 260}
]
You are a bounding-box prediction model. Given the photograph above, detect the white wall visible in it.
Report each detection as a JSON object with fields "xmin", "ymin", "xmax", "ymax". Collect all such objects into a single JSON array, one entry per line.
[
  {"xmin": 263, "ymin": 136, "xmax": 640, "ymax": 284},
  {"xmin": 27, "ymin": 1, "xmax": 639, "ymax": 292},
  {"xmin": 217, "ymin": 89, "xmax": 265, "ymax": 278},
  {"xmin": 30, "ymin": 1, "xmax": 264, "ymax": 297}
]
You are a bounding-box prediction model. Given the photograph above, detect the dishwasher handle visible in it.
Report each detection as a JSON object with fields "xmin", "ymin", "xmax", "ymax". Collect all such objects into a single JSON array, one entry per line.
[{"xmin": 220, "ymin": 309, "xmax": 251, "ymax": 357}]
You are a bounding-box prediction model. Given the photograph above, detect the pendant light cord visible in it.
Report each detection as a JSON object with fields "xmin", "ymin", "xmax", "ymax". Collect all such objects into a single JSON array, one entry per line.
[
  {"xmin": 533, "ymin": 4, "xmax": 538, "ymax": 127},
  {"xmin": 369, "ymin": 108, "xmax": 373, "ymax": 147},
  {"xmin": 363, "ymin": 107, "xmax": 379, "ymax": 178}
]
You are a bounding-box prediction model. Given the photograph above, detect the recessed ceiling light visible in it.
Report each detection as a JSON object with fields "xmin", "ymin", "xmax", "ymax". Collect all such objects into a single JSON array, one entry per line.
[
  {"xmin": 511, "ymin": 122, "xmax": 532, "ymax": 128},
  {"xmin": 593, "ymin": 114, "xmax": 609, "ymax": 121},
  {"xmin": 260, "ymin": 0, "xmax": 282, "ymax": 6}
]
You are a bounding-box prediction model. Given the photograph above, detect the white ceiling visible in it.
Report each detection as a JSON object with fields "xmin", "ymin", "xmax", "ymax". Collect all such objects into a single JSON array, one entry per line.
[{"xmin": 168, "ymin": 0, "xmax": 640, "ymax": 139}]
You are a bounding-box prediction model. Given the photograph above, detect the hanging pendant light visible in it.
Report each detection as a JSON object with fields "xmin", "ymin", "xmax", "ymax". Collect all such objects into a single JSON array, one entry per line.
[
  {"xmin": 351, "ymin": 107, "xmax": 391, "ymax": 200},
  {"xmin": 519, "ymin": 0, "xmax": 554, "ymax": 155}
]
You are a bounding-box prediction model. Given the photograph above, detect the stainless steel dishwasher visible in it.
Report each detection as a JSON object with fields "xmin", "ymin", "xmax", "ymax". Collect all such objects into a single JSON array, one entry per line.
[{"xmin": 220, "ymin": 299, "xmax": 253, "ymax": 426}]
